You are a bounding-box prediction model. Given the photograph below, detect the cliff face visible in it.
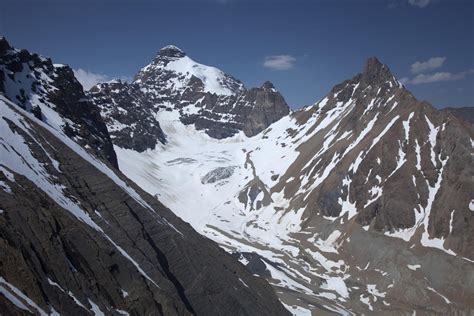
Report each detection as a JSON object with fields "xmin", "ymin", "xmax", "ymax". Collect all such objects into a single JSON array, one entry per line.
[{"xmin": 285, "ymin": 57, "xmax": 474, "ymax": 259}]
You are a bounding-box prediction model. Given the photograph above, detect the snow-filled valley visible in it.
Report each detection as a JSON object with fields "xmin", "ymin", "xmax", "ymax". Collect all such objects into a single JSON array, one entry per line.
[
  {"xmin": 115, "ymin": 107, "xmax": 355, "ymax": 315},
  {"xmin": 114, "ymin": 90, "xmax": 474, "ymax": 314}
]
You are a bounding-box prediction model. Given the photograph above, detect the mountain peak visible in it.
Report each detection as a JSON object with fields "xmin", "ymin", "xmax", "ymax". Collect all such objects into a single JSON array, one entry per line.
[
  {"xmin": 261, "ymin": 81, "xmax": 275, "ymax": 90},
  {"xmin": 0, "ymin": 36, "xmax": 12, "ymax": 55},
  {"xmin": 361, "ymin": 56, "xmax": 394, "ymax": 85},
  {"xmin": 158, "ymin": 45, "xmax": 186, "ymax": 58}
]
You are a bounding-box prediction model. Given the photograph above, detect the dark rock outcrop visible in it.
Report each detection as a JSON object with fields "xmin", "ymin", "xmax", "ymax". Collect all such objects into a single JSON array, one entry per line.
[
  {"xmin": 89, "ymin": 80, "xmax": 167, "ymax": 152},
  {"xmin": 241, "ymin": 81, "xmax": 290, "ymax": 136},
  {"xmin": 0, "ymin": 37, "xmax": 118, "ymax": 168},
  {"xmin": 231, "ymin": 252, "xmax": 272, "ymax": 278},
  {"xmin": 360, "ymin": 56, "xmax": 394, "ymax": 85}
]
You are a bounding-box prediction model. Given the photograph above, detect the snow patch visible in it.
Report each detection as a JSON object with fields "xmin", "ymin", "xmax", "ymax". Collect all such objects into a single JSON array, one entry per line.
[{"xmin": 407, "ymin": 264, "xmax": 421, "ymax": 271}]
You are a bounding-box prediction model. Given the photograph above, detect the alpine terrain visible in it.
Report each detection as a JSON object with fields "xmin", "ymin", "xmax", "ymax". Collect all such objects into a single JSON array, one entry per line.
[
  {"xmin": 88, "ymin": 45, "xmax": 474, "ymax": 314},
  {"xmin": 1, "ymin": 38, "xmax": 473, "ymax": 315},
  {"xmin": 0, "ymin": 37, "xmax": 289, "ymax": 316}
]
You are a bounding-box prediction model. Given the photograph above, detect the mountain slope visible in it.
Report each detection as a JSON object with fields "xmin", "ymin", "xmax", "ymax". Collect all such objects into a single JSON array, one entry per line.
[
  {"xmin": 282, "ymin": 57, "xmax": 473, "ymax": 258},
  {"xmin": 0, "ymin": 38, "xmax": 290, "ymax": 316},
  {"xmin": 109, "ymin": 56, "xmax": 474, "ymax": 314},
  {"xmin": 0, "ymin": 36, "xmax": 118, "ymax": 169},
  {"xmin": 88, "ymin": 45, "xmax": 290, "ymax": 151}
]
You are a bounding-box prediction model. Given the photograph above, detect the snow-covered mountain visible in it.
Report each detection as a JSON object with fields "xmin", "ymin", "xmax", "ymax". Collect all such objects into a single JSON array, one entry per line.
[
  {"xmin": 88, "ymin": 45, "xmax": 290, "ymax": 151},
  {"xmin": 0, "ymin": 38, "xmax": 290, "ymax": 316},
  {"xmin": 95, "ymin": 50, "xmax": 474, "ymax": 314}
]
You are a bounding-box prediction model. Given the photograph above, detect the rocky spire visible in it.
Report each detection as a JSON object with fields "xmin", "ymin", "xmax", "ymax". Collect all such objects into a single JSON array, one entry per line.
[
  {"xmin": 0, "ymin": 36, "xmax": 12, "ymax": 56},
  {"xmin": 157, "ymin": 45, "xmax": 186, "ymax": 58},
  {"xmin": 360, "ymin": 56, "xmax": 394, "ymax": 85},
  {"xmin": 261, "ymin": 81, "xmax": 276, "ymax": 90}
]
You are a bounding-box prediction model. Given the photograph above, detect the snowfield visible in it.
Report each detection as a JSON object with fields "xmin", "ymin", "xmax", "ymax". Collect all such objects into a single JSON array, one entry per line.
[{"xmin": 115, "ymin": 106, "xmax": 348, "ymax": 314}]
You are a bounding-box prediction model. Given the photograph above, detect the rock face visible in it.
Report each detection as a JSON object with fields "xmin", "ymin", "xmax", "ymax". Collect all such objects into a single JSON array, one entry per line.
[
  {"xmin": 0, "ymin": 39, "xmax": 289, "ymax": 316},
  {"xmin": 0, "ymin": 37, "xmax": 118, "ymax": 168},
  {"xmin": 0, "ymin": 90, "xmax": 289, "ymax": 316},
  {"xmin": 241, "ymin": 81, "xmax": 290, "ymax": 137},
  {"xmin": 88, "ymin": 45, "xmax": 290, "ymax": 150},
  {"xmin": 89, "ymin": 79, "xmax": 167, "ymax": 152}
]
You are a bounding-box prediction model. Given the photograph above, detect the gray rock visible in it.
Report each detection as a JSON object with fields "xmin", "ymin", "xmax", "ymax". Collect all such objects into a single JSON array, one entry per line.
[
  {"xmin": 201, "ymin": 166, "xmax": 236, "ymax": 184},
  {"xmin": 286, "ymin": 57, "xmax": 474, "ymax": 259}
]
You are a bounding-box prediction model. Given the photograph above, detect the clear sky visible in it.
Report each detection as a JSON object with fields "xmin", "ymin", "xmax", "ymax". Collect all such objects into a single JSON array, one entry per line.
[{"xmin": 1, "ymin": 0, "xmax": 473, "ymax": 109}]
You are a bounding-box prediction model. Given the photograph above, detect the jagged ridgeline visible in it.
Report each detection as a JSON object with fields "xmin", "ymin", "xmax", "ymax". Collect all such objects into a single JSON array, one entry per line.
[{"xmin": 0, "ymin": 37, "xmax": 290, "ymax": 316}]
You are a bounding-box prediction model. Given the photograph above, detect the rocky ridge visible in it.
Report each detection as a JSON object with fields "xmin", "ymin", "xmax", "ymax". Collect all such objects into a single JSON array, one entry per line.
[
  {"xmin": 285, "ymin": 57, "xmax": 473, "ymax": 259},
  {"xmin": 0, "ymin": 37, "xmax": 118, "ymax": 168}
]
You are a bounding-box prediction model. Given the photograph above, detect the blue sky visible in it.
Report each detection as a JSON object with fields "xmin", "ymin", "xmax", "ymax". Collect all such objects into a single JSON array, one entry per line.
[{"xmin": 1, "ymin": 0, "xmax": 473, "ymax": 108}]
